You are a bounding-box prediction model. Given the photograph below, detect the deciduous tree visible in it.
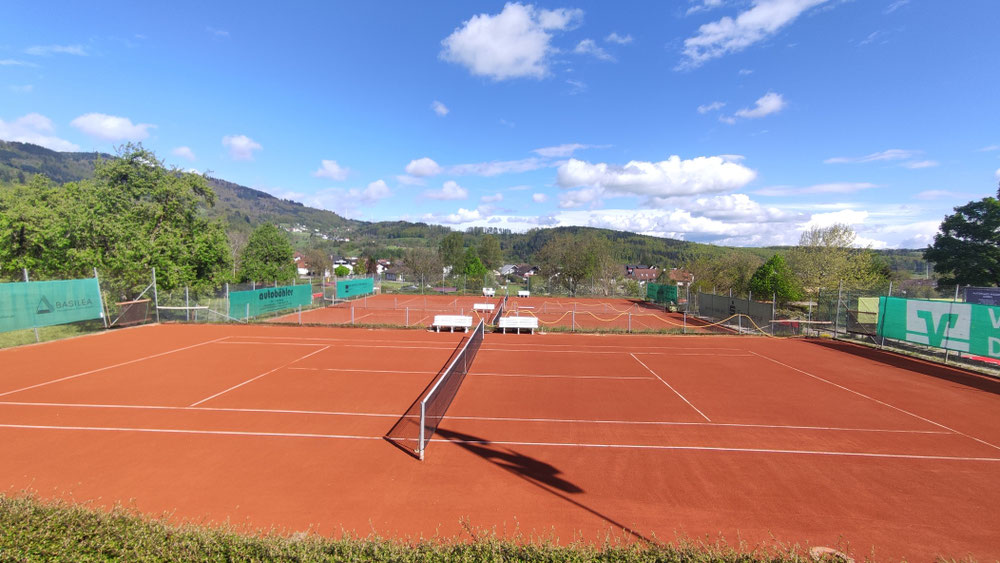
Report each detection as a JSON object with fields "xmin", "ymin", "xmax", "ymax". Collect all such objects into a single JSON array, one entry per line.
[
  {"xmin": 924, "ymin": 188, "xmax": 1000, "ymax": 287},
  {"xmin": 748, "ymin": 254, "xmax": 802, "ymax": 303},
  {"xmin": 237, "ymin": 223, "xmax": 296, "ymax": 283}
]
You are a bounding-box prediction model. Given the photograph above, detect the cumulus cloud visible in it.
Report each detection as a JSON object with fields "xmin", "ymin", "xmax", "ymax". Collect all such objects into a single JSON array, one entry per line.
[
  {"xmin": 679, "ymin": 0, "xmax": 829, "ymax": 69},
  {"xmin": 574, "ymin": 39, "xmax": 614, "ymax": 61},
  {"xmin": 532, "ymin": 193, "xmax": 549, "ymax": 203},
  {"xmin": 405, "ymin": 157, "xmax": 443, "ymax": 177},
  {"xmin": 71, "ymin": 113, "xmax": 154, "ymax": 141},
  {"xmin": 732, "ymin": 92, "xmax": 786, "ymax": 119},
  {"xmin": 605, "ymin": 32, "xmax": 633, "ymax": 44},
  {"xmin": 24, "ymin": 44, "xmax": 87, "ymax": 56},
  {"xmin": 423, "ymin": 180, "xmax": 469, "ymax": 200},
  {"xmin": 805, "ymin": 209, "xmax": 870, "ymax": 229},
  {"xmin": 171, "ymin": 146, "xmax": 196, "ymax": 161},
  {"xmin": 0, "ymin": 113, "xmax": 79, "ymax": 151},
  {"xmin": 556, "ymin": 156, "xmax": 757, "ymax": 204},
  {"xmin": 697, "ymin": 101, "xmax": 726, "ymax": 114},
  {"xmin": 423, "ymin": 207, "xmax": 486, "ymax": 224},
  {"xmin": 222, "ymin": 134, "xmax": 262, "ymax": 161},
  {"xmin": 440, "ymin": 3, "xmax": 583, "ymax": 80},
  {"xmin": 432, "ymin": 100, "xmax": 449, "ymax": 116},
  {"xmin": 754, "ymin": 182, "xmax": 878, "ymax": 196},
  {"xmin": 313, "ymin": 159, "xmax": 350, "ymax": 181}
]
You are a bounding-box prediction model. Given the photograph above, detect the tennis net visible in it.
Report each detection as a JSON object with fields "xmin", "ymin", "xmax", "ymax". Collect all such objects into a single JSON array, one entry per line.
[
  {"xmin": 385, "ymin": 319, "xmax": 486, "ymax": 459},
  {"xmin": 491, "ymin": 295, "xmax": 507, "ymax": 325}
]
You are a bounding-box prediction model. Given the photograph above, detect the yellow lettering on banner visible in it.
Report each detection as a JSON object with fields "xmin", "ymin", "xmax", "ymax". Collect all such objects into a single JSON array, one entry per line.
[{"xmin": 991, "ymin": 337, "xmax": 1000, "ymax": 358}]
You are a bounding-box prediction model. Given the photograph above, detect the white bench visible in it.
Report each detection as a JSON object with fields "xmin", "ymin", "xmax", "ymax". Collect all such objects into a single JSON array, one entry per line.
[
  {"xmin": 482, "ymin": 287, "xmax": 495, "ymax": 297},
  {"xmin": 517, "ymin": 290, "xmax": 530, "ymax": 298},
  {"xmin": 497, "ymin": 316, "xmax": 539, "ymax": 334},
  {"xmin": 472, "ymin": 303, "xmax": 495, "ymax": 313},
  {"xmin": 432, "ymin": 315, "xmax": 473, "ymax": 332}
]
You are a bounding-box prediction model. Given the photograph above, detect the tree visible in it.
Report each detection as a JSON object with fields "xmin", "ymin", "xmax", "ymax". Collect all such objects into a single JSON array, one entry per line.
[
  {"xmin": 478, "ymin": 234, "xmax": 502, "ymax": 270},
  {"xmin": 787, "ymin": 224, "xmax": 885, "ymax": 294},
  {"xmin": 403, "ymin": 247, "xmax": 443, "ymax": 284},
  {"xmin": 0, "ymin": 146, "xmax": 232, "ymax": 293},
  {"xmin": 685, "ymin": 251, "xmax": 762, "ymax": 296},
  {"xmin": 303, "ymin": 248, "xmax": 331, "ymax": 277},
  {"xmin": 353, "ymin": 256, "xmax": 367, "ymax": 275},
  {"xmin": 462, "ymin": 247, "xmax": 488, "ymax": 279},
  {"xmin": 438, "ymin": 232, "xmax": 464, "ymax": 273},
  {"xmin": 748, "ymin": 254, "xmax": 802, "ymax": 303},
  {"xmin": 535, "ymin": 232, "xmax": 617, "ymax": 296},
  {"xmin": 237, "ymin": 223, "xmax": 296, "ymax": 283},
  {"xmin": 365, "ymin": 256, "xmax": 378, "ymax": 276},
  {"xmin": 334, "ymin": 265, "xmax": 350, "ymax": 277},
  {"xmin": 924, "ymin": 190, "xmax": 1000, "ymax": 287}
]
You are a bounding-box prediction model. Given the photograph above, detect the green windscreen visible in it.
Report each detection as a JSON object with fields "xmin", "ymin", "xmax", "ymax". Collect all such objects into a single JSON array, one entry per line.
[
  {"xmin": 229, "ymin": 284, "xmax": 312, "ymax": 319},
  {"xmin": 877, "ymin": 296, "xmax": 1000, "ymax": 357},
  {"xmin": 0, "ymin": 278, "xmax": 104, "ymax": 333},
  {"xmin": 336, "ymin": 277, "xmax": 374, "ymax": 299},
  {"xmin": 646, "ymin": 282, "xmax": 678, "ymax": 304}
]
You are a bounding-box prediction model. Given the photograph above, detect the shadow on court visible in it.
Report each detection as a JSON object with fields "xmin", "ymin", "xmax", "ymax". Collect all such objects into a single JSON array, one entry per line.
[
  {"xmin": 806, "ymin": 339, "xmax": 1000, "ymax": 396},
  {"xmin": 435, "ymin": 427, "xmax": 653, "ymax": 543}
]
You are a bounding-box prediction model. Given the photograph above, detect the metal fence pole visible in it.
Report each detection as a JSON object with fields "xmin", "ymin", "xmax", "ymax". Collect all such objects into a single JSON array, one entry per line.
[
  {"xmin": 772, "ymin": 292, "xmax": 776, "ymax": 336},
  {"xmin": 23, "ymin": 268, "xmax": 39, "ymax": 342},
  {"xmin": 835, "ymin": 280, "xmax": 843, "ymax": 337},
  {"xmin": 94, "ymin": 268, "xmax": 109, "ymax": 329},
  {"xmin": 683, "ymin": 312, "xmax": 687, "ymax": 334},
  {"xmin": 298, "ymin": 305, "xmax": 302, "ymax": 325},
  {"xmin": 225, "ymin": 283, "xmax": 230, "ymax": 323},
  {"xmin": 406, "ymin": 307, "xmax": 409, "ymax": 326},
  {"xmin": 185, "ymin": 286, "xmax": 190, "ymax": 322},
  {"xmin": 152, "ymin": 268, "xmax": 160, "ymax": 324},
  {"xmin": 628, "ymin": 312, "xmax": 631, "ymax": 333}
]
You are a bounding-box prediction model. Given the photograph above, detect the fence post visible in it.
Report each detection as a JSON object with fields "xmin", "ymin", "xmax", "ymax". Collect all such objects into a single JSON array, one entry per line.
[
  {"xmin": 24, "ymin": 269, "xmax": 40, "ymax": 342},
  {"xmin": 225, "ymin": 283, "xmax": 230, "ymax": 323},
  {"xmin": 772, "ymin": 292, "xmax": 776, "ymax": 336},
  {"xmin": 185, "ymin": 286, "xmax": 190, "ymax": 322},
  {"xmin": 406, "ymin": 307, "xmax": 409, "ymax": 326},
  {"xmin": 628, "ymin": 312, "xmax": 631, "ymax": 333},
  {"xmin": 834, "ymin": 281, "xmax": 843, "ymax": 337},
  {"xmin": 94, "ymin": 268, "xmax": 109, "ymax": 329},
  {"xmin": 152, "ymin": 267, "xmax": 160, "ymax": 324},
  {"xmin": 572, "ymin": 309, "xmax": 576, "ymax": 331},
  {"xmin": 245, "ymin": 303, "xmax": 249, "ymax": 323},
  {"xmin": 298, "ymin": 305, "xmax": 302, "ymax": 325}
]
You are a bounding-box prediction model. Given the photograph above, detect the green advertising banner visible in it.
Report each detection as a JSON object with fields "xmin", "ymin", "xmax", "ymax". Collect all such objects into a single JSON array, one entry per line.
[
  {"xmin": 0, "ymin": 278, "xmax": 104, "ymax": 333},
  {"xmin": 877, "ymin": 296, "xmax": 1000, "ymax": 358},
  {"xmin": 646, "ymin": 282, "xmax": 678, "ymax": 304},
  {"xmin": 229, "ymin": 284, "xmax": 312, "ymax": 319},
  {"xmin": 336, "ymin": 277, "xmax": 374, "ymax": 299}
]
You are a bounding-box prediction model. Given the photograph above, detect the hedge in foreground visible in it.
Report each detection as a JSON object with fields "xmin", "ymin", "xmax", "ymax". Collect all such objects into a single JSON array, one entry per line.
[{"xmin": 0, "ymin": 493, "xmax": 828, "ymax": 562}]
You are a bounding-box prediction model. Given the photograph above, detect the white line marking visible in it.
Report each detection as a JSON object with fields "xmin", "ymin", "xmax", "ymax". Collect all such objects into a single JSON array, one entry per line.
[
  {"xmin": 225, "ymin": 335, "xmax": 748, "ymax": 352},
  {"xmin": 220, "ymin": 341, "xmax": 458, "ymax": 351},
  {"xmin": 189, "ymin": 345, "xmax": 330, "ymax": 407},
  {"xmin": 749, "ymin": 350, "xmax": 1000, "ymax": 452},
  {"xmin": 0, "ymin": 423, "xmax": 990, "ymax": 462},
  {"xmin": 285, "ymin": 367, "xmax": 651, "ymax": 380},
  {"xmin": 630, "ymin": 353, "xmax": 711, "ymax": 422},
  {"xmin": 0, "ymin": 401, "xmax": 950, "ymax": 434},
  {"xmin": 427, "ymin": 437, "xmax": 1000, "ymax": 462},
  {"xmin": 0, "ymin": 336, "xmax": 231, "ymax": 399},
  {"xmin": 220, "ymin": 340, "xmax": 748, "ymax": 356}
]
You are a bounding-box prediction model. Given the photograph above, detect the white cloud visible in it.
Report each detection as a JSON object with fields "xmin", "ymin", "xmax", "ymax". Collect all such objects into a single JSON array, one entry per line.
[
  {"xmin": 440, "ymin": 3, "xmax": 583, "ymax": 80},
  {"xmin": 806, "ymin": 209, "xmax": 870, "ymax": 229},
  {"xmin": 313, "ymin": 159, "xmax": 350, "ymax": 181},
  {"xmin": 738, "ymin": 68, "xmax": 753, "ymax": 75},
  {"xmin": 481, "ymin": 193, "xmax": 503, "ymax": 203},
  {"xmin": 566, "ymin": 79, "xmax": 587, "ymax": 94},
  {"xmin": 532, "ymin": 143, "xmax": 605, "ymax": 157},
  {"xmin": 884, "ymin": 0, "xmax": 911, "ymax": 14},
  {"xmin": 71, "ymin": 113, "xmax": 154, "ymax": 141},
  {"xmin": 754, "ymin": 182, "xmax": 878, "ymax": 196},
  {"xmin": 405, "ymin": 157, "xmax": 442, "ymax": 177},
  {"xmin": 532, "ymin": 193, "xmax": 549, "ymax": 203},
  {"xmin": 605, "ymin": 32, "xmax": 633, "ymax": 44},
  {"xmin": 0, "ymin": 59, "xmax": 36, "ymax": 67},
  {"xmin": 697, "ymin": 101, "xmax": 726, "ymax": 114},
  {"xmin": 361, "ymin": 179, "xmax": 391, "ymax": 201},
  {"xmin": 556, "ymin": 156, "xmax": 757, "ymax": 203},
  {"xmin": 423, "ymin": 180, "xmax": 469, "ymax": 200},
  {"xmin": 221, "ymin": 134, "xmax": 262, "ymax": 161},
  {"xmin": 686, "ymin": 0, "xmax": 725, "ymax": 15},
  {"xmin": 303, "ymin": 180, "xmax": 392, "ymax": 218},
  {"xmin": 423, "ymin": 207, "xmax": 485, "ymax": 224},
  {"xmin": 396, "ymin": 174, "xmax": 425, "ymax": 186},
  {"xmin": 432, "ymin": 100, "xmax": 449, "ymax": 116},
  {"xmin": 574, "ymin": 39, "xmax": 614, "ymax": 61},
  {"xmin": 207, "ymin": 27, "xmax": 230, "ymax": 38},
  {"xmin": 0, "ymin": 113, "xmax": 79, "ymax": 151},
  {"xmin": 449, "ymin": 157, "xmax": 547, "ymax": 176},
  {"xmin": 732, "ymin": 92, "xmax": 786, "ymax": 119},
  {"xmin": 901, "ymin": 160, "xmax": 939, "ymax": 169},
  {"xmin": 558, "ymin": 186, "xmax": 607, "ymax": 209},
  {"xmin": 679, "ymin": 0, "xmax": 829, "ymax": 69},
  {"xmin": 824, "ymin": 148, "xmax": 918, "ymax": 164},
  {"xmin": 508, "ymin": 185, "xmax": 532, "ymax": 191},
  {"xmin": 672, "ymin": 193, "xmax": 798, "ymax": 222},
  {"xmin": 914, "ymin": 190, "xmax": 957, "ymax": 200},
  {"xmin": 24, "ymin": 44, "xmax": 87, "ymax": 56},
  {"xmin": 8, "ymin": 85, "xmax": 33, "ymax": 94},
  {"xmin": 172, "ymin": 146, "xmax": 196, "ymax": 161},
  {"xmin": 978, "ymin": 145, "xmax": 1000, "ymax": 152},
  {"xmin": 996, "ymin": 167, "xmax": 1000, "ymax": 181}
]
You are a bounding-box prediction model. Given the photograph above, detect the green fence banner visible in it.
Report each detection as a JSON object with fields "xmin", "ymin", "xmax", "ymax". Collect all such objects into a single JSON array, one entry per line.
[
  {"xmin": 646, "ymin": 282, "xmax": 678, "ymax": 304},
  {"xmin": 229, "ymin": 284, "xmax": 312, "ymax": 319},
  {"xmin": 0, "ymin": 278, "xmax": 104, "ymax": 333},
  {"xmin": 877, "ymin": 296, "xmax": 1000, "ymax": 358},
  {"xmin": 336, "ymin": 277, "xmax": 374, "ymax": 299}
]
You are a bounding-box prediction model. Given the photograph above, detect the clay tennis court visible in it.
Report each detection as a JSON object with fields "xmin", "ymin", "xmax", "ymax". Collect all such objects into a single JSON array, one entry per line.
[{"xmin": 0, "ymin": 323, "xmax": 998, "ymax": 561}]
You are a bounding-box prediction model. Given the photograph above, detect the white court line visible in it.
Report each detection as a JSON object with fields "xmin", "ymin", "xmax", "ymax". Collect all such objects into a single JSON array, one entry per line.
[
  {"xmin": 0, "ymin": 336, "xmax": 232, "ymax": 399},
  {"xmin": 630, "ymin": 353, "xmax": 711, "ymax": 422},
  {"xmin": 749, "ymin": 350, "xmax": 1000, "ymax": 453},
  {"xmin": 286, "ymin": 367, "xmax": 651, "ymax": 381},
  {"xmin": 189, "ymin": 345, "xmax": 330, "ymax": 407},
  {"xmin": 0, "ymin": 400, "xmax": 951, "ymax": 434},
  {"xmin": 221, "ymin": 340, "xmax": 746, "ymax": 356},
  {"xmin": 0, "ymin": 423, "xmax": 992, "ymax": 462},
  {"xmin": 228, "ymin": 335, "xmax": 749, "ymax": 352},
  {"xmin": 220, "ymin": 341, "xmax": 458, "ymax": 351}
]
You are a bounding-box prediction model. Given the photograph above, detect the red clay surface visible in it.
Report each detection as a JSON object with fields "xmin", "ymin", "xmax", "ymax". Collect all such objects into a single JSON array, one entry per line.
[{"xmin": 1, "ymin": 323, "xmax": 999, "ymax": 561}]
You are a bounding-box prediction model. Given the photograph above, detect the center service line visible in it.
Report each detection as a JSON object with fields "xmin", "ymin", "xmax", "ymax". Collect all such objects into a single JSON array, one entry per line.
[{"xmin": 630, "ymin": 353, "xmax": 711, "ymax": 422}]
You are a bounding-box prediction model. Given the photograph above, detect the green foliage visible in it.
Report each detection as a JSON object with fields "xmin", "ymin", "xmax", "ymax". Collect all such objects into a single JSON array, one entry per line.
[
  {"xmin": 748, "ymin": 254, "xmax": 802, "ymax": 303},
  {"xmin": 334, "ymin": 265, "xmax": 350, "ymax": 277},
  {"xmin": 403, "ymin": 247, "xmax": 443, "ymax": 283},
  {"xmin": 477, "ymin": 234, "xmax": 502, "ymax": 270},
  {"xmin": 0, "ymin": 145, "xmax": 232, "ymax": 294},
  {"xmin": 438, "ymin": 232, "xmax": 465, "ymax": 272},
  {"xmin": 237, "ymin": 223, "xmax": 296, "ymax": 283},
  {"xmin": 786, "ymin": 224, "xmax": 887, "ymax": 295},
  {"xmin": 535, "ymin": 232, "xmax": 618, "ymax": 296},
  {"xmin": 462, "ymin": 247, "xmax": 488, "ymax": 278},
  {"xmin": 688, "ymin": 251, "xmax": 763, "ymax": 296},
  {"xmin": 924, "ymin": 193, "xmax": 1000, "ymax": 287}
]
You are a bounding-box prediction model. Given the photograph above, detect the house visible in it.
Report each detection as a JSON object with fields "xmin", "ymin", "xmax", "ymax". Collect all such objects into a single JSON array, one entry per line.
[
  {"xmin": 498, "ymin": 264, "xmax": 518, "ymax": 277},
  {"xmin": 513, "ymin": 264, "xmax": 539, "ymax": 280},
  {"xmin": 384, "ymin": 267, "xmax": 406, "ymax": 282},
  {"xmin": 293, "ymin": 252, "xmax": 310, "ymax": 277},
  {"xmin": 624, "ymin": 265, "xmax": 659, "ymax": 281},
  {"xmin": 668, "ymin": 268, "xmax": 694, "ymax": 287}
]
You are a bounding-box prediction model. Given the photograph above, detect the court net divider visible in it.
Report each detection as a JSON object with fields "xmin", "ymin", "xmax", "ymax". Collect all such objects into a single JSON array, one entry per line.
[
  {"xmin": 491, "ymin": 295, "xmax": 507, "ymax": 325},
  {"xmin": 385, "ymin": 319, "xmax": 486, "ymax": 460}
]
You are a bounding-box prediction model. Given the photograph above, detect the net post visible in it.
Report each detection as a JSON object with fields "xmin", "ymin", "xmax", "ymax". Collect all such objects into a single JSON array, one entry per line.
[
  {"xmin": 94, "ymin": 268, "xmax": 109, "ymax": 329},
  {"xmin": 225, "ymin": 283, "xmax": 230, "ymax": 323},
  {"xmin": 24, "ymin": 269, "xmax": 39, "ymax": 342},
  {"xmin": 152, "ymin": 268, "xmax": 160, "ymax": 324},
  {"xmin": 418, "ymin": 401, "xmax": 426, "ymax": 461}
]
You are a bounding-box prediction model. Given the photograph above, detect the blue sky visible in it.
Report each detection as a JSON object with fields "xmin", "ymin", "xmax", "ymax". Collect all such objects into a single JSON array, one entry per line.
[{"xmin": 2, "ymin": 0, "xmax": 999, "ymax": 248}]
